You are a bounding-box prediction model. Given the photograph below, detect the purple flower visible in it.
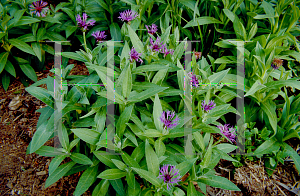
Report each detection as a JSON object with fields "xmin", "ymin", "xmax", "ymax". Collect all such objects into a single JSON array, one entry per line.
[
  {"xmin": 271, "ymin": 58, "xmax": 283, "ymax": 69},
  {"xmin": 217, "ymin": 124, "xmax": 236, "ymax": 142},
  {"xmin": 193, "ymin": 50, "xmax": 202, "ymax": 60},
  {"xmin": 118, "ymin": 10, "xmax": 138, "ymax": 23},
  {"xmin": 187, "ymin": 72, "xmax": 200, "ymax": 87},
  {"xmin": 76, "ymin": 13, "xmax": 96, "ymax": 32},
  {"xmin": 129, "ymin": 47, "xmax": 143, "ymax": 63},
  {"xmin": 161, "ymin": 44, "xmax": 174, "ymax": 58},
  {"xmin": 145, "ymin": 24, "xmax": 158, "ymax": 34},
  {"xmin": 201, "ymin": 100, "xmax": 216, "ymax": 112},
  {"xmin": 158, "ymin": 165, "xmax": 181, "ymax": 190},
  {"xmin": 150, "ymin": 37, "xmax": 164, "ymax": 52},
  {"xmin": 159, "ymin": 110, "xmax": 180, "ymax": 130},
  {"xmin": 92, "ymin": 31, "xmax": 107, "ymax": 43},
  {"xmin": 29, "ymin": 0, "xmax": 49, "ymax": 17}
]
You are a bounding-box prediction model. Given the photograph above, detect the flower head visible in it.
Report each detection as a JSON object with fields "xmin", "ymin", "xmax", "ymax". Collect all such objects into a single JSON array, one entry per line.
[
  {"xmin": 118, "ymin": 10, "xmax": 138, "ymax": 23},
  {"xmin": 201, "ymin": 100, "xmax": 216, "ymax": 112},
  {"xmin": 187, "ymin": 72, "xmax": 200, "ymax": 87},
  {"xmin": 271, "ymin": 58, "xmax": 283, "ymax": 69},
  {"xmin": 193, "ymin": 49, "xmax": 202, "ymax": 60},
  {"xmin": 76, "ymin": 13, "xmax": 96, "ymax": 32},
  {"xmin": 161, "ymin": 44, "xmax": 174, "ymax": 58},
  {"xmin": 217, "ymin": 124, "xmax": 236, "ymax": 142},
  {"xmin": 129, "ymin": 47, "xmax": 143, "ymax": 63},
  {"xmin": 150, "ymin": 37, "xmax": 164, "ymax": 52},
  {"xmin": 159, "ymin": 110, "xmax": 180, "ymax": 130},
  {"xmin": 158, "ymin": 165, "xmax": 181, "ymax": 190},
  {"xmin": 29, "ymin": 0, "xmax": 49, "ymax": 17},
  {"xmin": 145, "ymin": 24, "xmax": 158, "ymax": 35},
  {"xmin": 92, "ymin": 31, "xmax": 107, "ymax": 43}
]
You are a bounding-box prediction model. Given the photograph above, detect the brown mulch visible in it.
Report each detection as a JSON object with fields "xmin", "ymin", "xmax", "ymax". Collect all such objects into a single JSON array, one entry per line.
[{"xmin": 0, "ymin": 60, "xmax": 91, "ymax": 196}]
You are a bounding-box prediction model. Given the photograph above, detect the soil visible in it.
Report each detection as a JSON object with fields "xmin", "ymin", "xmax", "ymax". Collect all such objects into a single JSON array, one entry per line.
[{"xmin": 0, "ymin": 59, "xmax": 299, "ymax": 195}]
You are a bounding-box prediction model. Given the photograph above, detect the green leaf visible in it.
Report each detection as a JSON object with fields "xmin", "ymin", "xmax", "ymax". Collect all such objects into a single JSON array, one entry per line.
[
  {"xmin": 245, "ymin": 80, "xmax": 266, "ymax": 97},
  {"xmin": 127, "ymin": 24, "xmax": 144, "ymax": 57},
  {"xmin": 261, "ymin": 100, "xmax": 277, "ymax": 133},
  {"xmin": 25, "ymin": 86, "xmax": 53, "ymax": 108},
  {"xmin": 283, "ymin": 143, "xmax": 300, "ymax": 174},
  {"xmin": 184, "ymin": 16, "xmax": 221, "ymax": 28},
  {"xmin": 116, "ymin": 104, "xmax": 134, "ymax": 138},
  {"xmin": 61, "ymin": 52, "xmax": 86, "ymax": 62},
  {"xmin": 31, "ymin": 42, "xmax": 42, "ymax": 61},
  {"xmin": 34, "ymin": 146, "xmax": 65, "ymax": 157},
  {"xmin": 112, "ymin": 159, "xmax": 127, "ymax": 171},
  {"xmin": 19, "ymin": 64, "xmax": 37, "ymax": 82},
  {"xmin": 30, "ymin": 120, "xmax": 52, "ymax": 153},
  {"xmin": 215, "ymin": 143, "xmax": 237, "ymax": 153},
  {"xmin": 132, "ymin": 64, "xmax": 169, "ymax": 74},
  {"xmin": 49, "ymin": 155, "xmax": 68, "ymax": 176},
  {"xmin": 110, "ymin": 23, "xmax": 121, "ymax": 41},
  {"xmin": 70, "ymin": 153, "xmax": 93, "ymax": 165},
  {"xmin": 92, "ymin": 179, "xmax": 110, "ymax": 196},
  {"xmin": 253, "ymin": 138, "xmax": 281, "ymax": 155},
  {"xmin": 9, "ymin": 39, "xmax": 36, "ymax": 56},
  {"xmin": 155, "ymin": 138, "xmax": 166, "ymax": 157},
  {"xmin": 198, "ymin": 175, "xmax": 240, "ymax": 191},
  {"xmin": 121, "ymin": 151, "xmax": 140, "ymax": 168},
  {"xmin": 15, "ymin": 16, "xmax": 40, "ymax": 25},
  {"xmin": 74, "ymin": 166, "xmax": 98, "ymax": 196},
  {"xmin": 208, "ymin": 68, "xmax": 230, "ymax": 84},
  {"xmin": 110, "ymin": 179, "xmax": 126, "ymax": 196},
  {"xmin": 176, "ymin": 159, "xmax": 196, "ymax": 177},
  {"xmin": 122, "ymin": 64, "xmax": 132, "ymax": 98},
  {"xmin": 97, "ymin": 169, "xmax": 126, "ymax": 179},
  {"xmin": 45, "ymin": 161, "xmax": 76, "ymax": 188},
  {"xmin": 187, "ymin": 181, "xmax": 197, "ymax": 196},
  {"xmin": 128, "ymin": 87, "xmax": 168, "ymax": 103},
  {"xmin": 145, "ymin": 139, "xmax": 160, "ymax": 177},
  {"xmin": 4, "ymin": 60, "xmax": 16, "ymax": 77},
  {"xmin": 153, "ymin": 94, "xmax": 163, "ymax": 132},
  {"xmin": 0, "ymin": 52, "xmax": 9, "ymax": 74},
  {"xmin": 132, "ymin": 167, "xmax": 160, "ymax": 187},
  {"xmin": 93, "ymin": 151, "xmax": 120, "ymax": 168},
  {"xmin": 40, "ymin": 16, "xmax": 61, "ymax": 24},
  {"xmin": 71, "ymin": 128, "xmax": 100, "ymax": 145},
  {"xmin": 2, "ymin": 72, "xmax": 10, "ymax": 91}
]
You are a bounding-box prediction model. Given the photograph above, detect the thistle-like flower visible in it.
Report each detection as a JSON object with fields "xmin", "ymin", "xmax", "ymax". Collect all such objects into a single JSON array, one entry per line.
[
  {"xmin": 76, "ymin": 13, "xmax": 96, "ymax": 32},
  {"xmin": 118, "ymin": 10, "xmax": 138, "ymax": 23},
  {"xmin": 193, "ymin": 49, "xmax": 202, "ymax": 60},
  {"xmin": 149, "ymin": 37, "xmax": 164, "ymax": 52},
  {"xmin": 217, "ymin": 124, "xmax": 236, "ymax": 142},
  {"xmin": 187, "ymin": 72, "xmax": 200, "ymax": 87},
  {"xmin": 91, "ymin": 31, "xmax": 107, "ymax": 43},
  {"xmin": 201, "ymin": 100, "xmax": 216, "ymax": 112},
  {"xmin": 161, "ymin": 44, "xmax": 174, "ymax": 58},
  {"xmin": 159, "ymin": 110, "xmax": 180, "ymax": 130},
  {"xmin": 158, "ymin": 165, "xmax": 181, "ymax": 190},
  {"xmin": 29, "ymin": 0, "xmax": 49, "ymax": 17},
  {"xmin": 129, "ymin": 47, "xmax": 143, "ymax": 63},
  {"xmin": 145, "ymin": 24, "xmax": 158, "ymax": 34},
  {"xmin": 271, "ymin": 58, "xmax": 283, "ymax": 69}
]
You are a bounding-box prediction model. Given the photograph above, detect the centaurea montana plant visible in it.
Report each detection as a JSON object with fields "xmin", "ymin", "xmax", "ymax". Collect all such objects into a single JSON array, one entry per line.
[
  {"xmin": 91, "ymin": 31, "xmax": 107, "ymax": 43},
  {"xmin": 187, "ymin": 72, "xmax": 200, "ymax": 87},
  {"xmin": 217, "ymin": 124, "xmax": 236, "ymax": 142},
  {"xmin": 129, "ymin": 47, "xmax": 143, "ymax": 63},
  {"xmin": 76, "ymin": 13, "xmax": 96, "ymax": 32},
  {"xmin": 145, "ymin": 24, "xmax": 158, "ymax": 35},
  {"xmin": 149, "ymin": 37, "xmax": 164, "ymax": 52},
  {"xmin": 29, "ymin": 0, "xmax": 49, "ymax": 17},
  {"xmin": 158, "ymin": 165, "xmax": 181, "ymax": 190},
  {"xmin": 118, "ymin": 10, "xmax": 138, "ymax": 23},
  {"xmin": 161, "ymin": 44, "xmax": 174, "ymax": 58},
  {"xmin": 159, "ymin": 110, "xmax": 180, "ymax": 130}
]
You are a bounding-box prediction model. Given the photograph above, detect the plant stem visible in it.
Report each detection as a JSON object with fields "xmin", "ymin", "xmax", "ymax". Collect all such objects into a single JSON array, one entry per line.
[{"xmin": 83, "ymin": 31, "xmax": 88, "ymax": 52}]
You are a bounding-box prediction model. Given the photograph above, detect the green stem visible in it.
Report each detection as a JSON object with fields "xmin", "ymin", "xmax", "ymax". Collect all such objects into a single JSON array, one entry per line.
[{"xmin": 83, "ymin": 31, "xmax": 88, "ymax": 52}]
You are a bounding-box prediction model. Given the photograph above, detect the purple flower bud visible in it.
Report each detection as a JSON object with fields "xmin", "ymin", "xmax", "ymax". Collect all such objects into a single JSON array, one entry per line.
[
  {"xmin": 158, "ymin": 165, "xmax": 181, "ymax": 190},
  {"xmin": 271, "ymin": 58, "xmax": 283, "ymax": 69},
  {"xmin": 29, "ymin": 0, "xmax": 49, "ymax": 17},
  {"xmin": 187, "ymin": 72, "xmax": 200, "ymax": 88},
  {"xmin": 118, "ymin": 10, "xmax": 138, "ymax": 23},
  {"xmin": 159, "ymin": 110, "xmax": 180, "ymax": 130},
  {"xmin": 76, "ymin": 13, "xmax": 96, "ymax": 32},
  {"xmin": 91, "ymin": 31, "xmax": 107, "ymax": 43},
  {"xmin": 145, "ymin": 24, "xmax": 158, "ymax": 34},
  {"xmin": 129, "ymin": 47, "xmax": 143, "ymax": 63},
  {"xmin": 201, "ymin": 100, "xmax": 216, "ymax": 112}
]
